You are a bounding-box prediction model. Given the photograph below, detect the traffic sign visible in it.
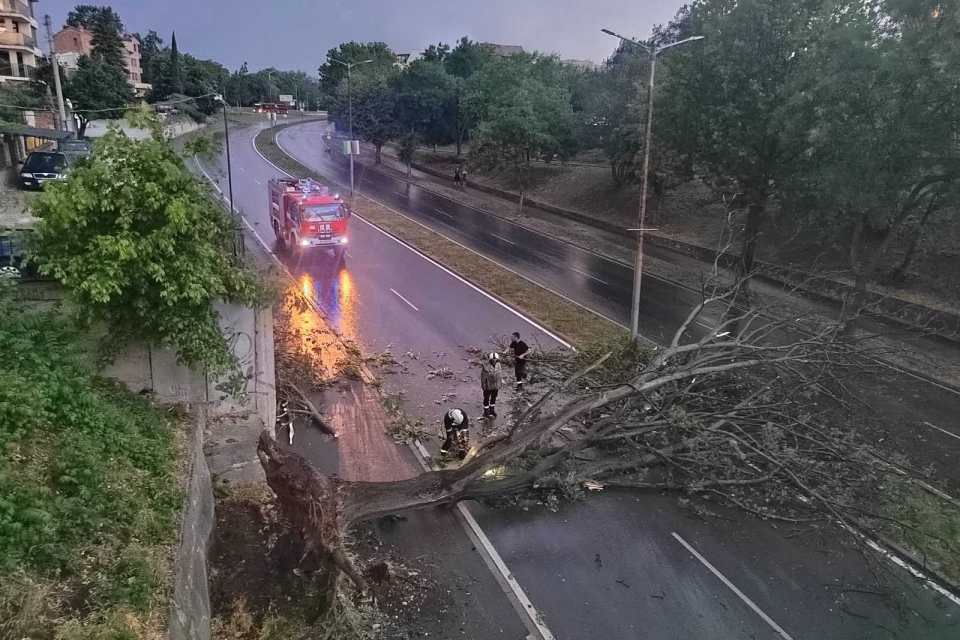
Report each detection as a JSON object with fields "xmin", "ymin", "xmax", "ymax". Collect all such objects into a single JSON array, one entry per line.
[{"xmin": 343, "ymin": 140, "xmax": 360, "ymax": 155}]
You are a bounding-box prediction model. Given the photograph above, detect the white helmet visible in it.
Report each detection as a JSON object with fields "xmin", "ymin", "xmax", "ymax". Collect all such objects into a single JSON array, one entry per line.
[
  {"xmin": 448, "ymin": 409, "xmax": 464, "ymax": 426},
  {"xmin": 489, "ymin": 352, "xmax": 499, "ymax": 363}
]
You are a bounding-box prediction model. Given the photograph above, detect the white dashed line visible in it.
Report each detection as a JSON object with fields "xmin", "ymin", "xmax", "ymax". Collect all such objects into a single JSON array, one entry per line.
[
  {"xmin": 389, "ymin": 288, "xmax": 419, "ymax": 311},
  {"xmin": 239, "ymin": 166, "xmax": 246, "ymax": 172},
  {"xmin": 490, "ymin": 233, "xmax": 516, "ymax": 245},
  {"xmin": 672, "ymin": 533, "xmax": 795, "ymax": 640},
  {"xmin": 253, "ymin": 179, "xmax": 262, "ymax": 185},
  {"xmin": 394, "ymin": 190, "xmax": 410, "ymax": 198},
  {"xmin": 923, "ymin": 421, "xmax": 960, "ymax": 441},
  {"xmin": 570, "ymin": 267, "xmax": 609, "ymax": 285},
  {"xmin": 434, "ymin": 208, "xmax": 453, "ymax": 218}
]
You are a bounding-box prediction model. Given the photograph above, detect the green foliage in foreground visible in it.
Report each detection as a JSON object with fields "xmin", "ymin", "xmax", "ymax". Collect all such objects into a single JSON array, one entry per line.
[
  {"xmin": 28, "ymin": 126, "xmax": 268, "ymax": 375},
  {"xmin": 0, "ymin": 285, "xmax": 181, "ymax": 633}
]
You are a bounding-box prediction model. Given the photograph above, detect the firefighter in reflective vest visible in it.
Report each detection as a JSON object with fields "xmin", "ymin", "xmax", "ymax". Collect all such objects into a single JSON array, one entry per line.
[{"xmin": 441, "ymin": 408, "xmax": 470, "ymax": 460}]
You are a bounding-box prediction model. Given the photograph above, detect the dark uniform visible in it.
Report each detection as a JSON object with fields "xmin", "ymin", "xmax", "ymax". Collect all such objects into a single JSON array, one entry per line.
[
  {"xmin": 510, "ymin": 337, "xmax": 529, "ymax": 387},
  {"xmin": 441, "ymin": 409, "xmax": 470, "ymax": 459}
]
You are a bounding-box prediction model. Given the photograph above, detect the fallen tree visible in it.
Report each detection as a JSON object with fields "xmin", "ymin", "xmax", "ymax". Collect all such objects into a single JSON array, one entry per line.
[{"xmin": 260, "ymin": 274, "xmax": 958, "ymax": 597}]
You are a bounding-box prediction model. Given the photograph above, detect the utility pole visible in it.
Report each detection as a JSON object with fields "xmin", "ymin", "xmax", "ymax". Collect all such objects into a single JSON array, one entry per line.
[
  {"xmin": 328, "ymin": 57, "xmax": 373, "ymax": 197},
  {"xmin": 44, "ymin": 15, "xmax": 68, "ymax": 132},
  {"xmin": 601, "ymin": 28, "xmax": 704, "ymax": 340},
  {"xmin": 217, "ymin": 94, "xmax": 239, "ymax": 255}
]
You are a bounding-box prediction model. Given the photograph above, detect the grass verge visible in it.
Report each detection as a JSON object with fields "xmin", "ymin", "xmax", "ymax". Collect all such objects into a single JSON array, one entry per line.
[
  {"xmin": 0, "ymin": 284, "xmax": 182, "ymax": 638},
  {"xmin": 255, "ymin": 123, "xmax": 625, "ymax": 347}
]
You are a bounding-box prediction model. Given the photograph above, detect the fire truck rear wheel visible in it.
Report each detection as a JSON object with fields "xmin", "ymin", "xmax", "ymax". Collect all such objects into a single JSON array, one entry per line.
[{"xmin": 333, "ymin": 246, "xmax": 346, "ymax": 260}]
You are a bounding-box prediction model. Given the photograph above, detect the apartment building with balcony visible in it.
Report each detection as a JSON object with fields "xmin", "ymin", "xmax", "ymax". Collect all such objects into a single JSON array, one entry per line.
[
  {"xmin": 53, "ymin": 24, "xmax": 150, "ymax": 96},
  {"xmin": 0, "ymin": 0, "xmax": 42, "ymax": 82}
]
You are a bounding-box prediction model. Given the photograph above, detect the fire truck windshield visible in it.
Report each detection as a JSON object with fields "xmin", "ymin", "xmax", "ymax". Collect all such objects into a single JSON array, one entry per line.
[{"xmin": 303, "ymin": 204, "xmax": 343, "ymax": 221}]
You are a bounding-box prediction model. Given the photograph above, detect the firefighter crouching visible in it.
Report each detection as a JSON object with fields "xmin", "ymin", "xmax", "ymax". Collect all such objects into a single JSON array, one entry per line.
[{"xmin": 441, "ymin": 408, "xmax": 470, "ymax": 460}]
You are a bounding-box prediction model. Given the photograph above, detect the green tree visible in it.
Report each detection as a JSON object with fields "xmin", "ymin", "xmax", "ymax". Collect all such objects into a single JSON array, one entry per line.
[
  {"xmin": 470, "ymin": 54, "xmax": 577, "ymax": 213},
  {"xmin": 0, "ymin": 83, "xmax": 41, "ymax": 125},
  {"xmin": 445, "ymin": 36, "xmax": 487, "ymax": 79},
  {"xmin": 657, "ymin": 0, "xmax": 824, "ymax": 278},
  {"xmin": 318, "ymin": 41, "xmax": 396, "ymax": 100},
  {"xmin": 170, "ymin": 32, "xmax": 183, "ymax": 95},
  {"xmin": 391, "ymin": 60, "xmax": 455, "ymax": 173},
  {"xmin": 88, "ymin": 6, "xmax": 126, "ymax": 70},
  {"xmin": 65, "ymin": 4, "xmax": 123, "ymax": 30},
  {"xmin": 334, "ymin": 74, "xmax": 396, "ymax": 163},
  {"xmin": 421, "ymin": 42, "xmax": 451, "ymax": 64},
  {"xmin": 28, "ymin": 125, "xmax": 264, "ymax": 374},
  {"xmin": 134, "ymin": 30, "xmax": 164, "ymax": 84},
  {"xmin": 781, "ymin": 0, "xmax": 960, "ymax": 310},
  {"xmin": 65, "ymin": 56, "xmax": 133, "ymax": 136}
]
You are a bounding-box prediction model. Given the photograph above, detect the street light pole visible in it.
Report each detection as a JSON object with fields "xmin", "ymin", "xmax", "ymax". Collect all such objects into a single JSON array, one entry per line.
[
  {"xmin": 328, "ymin": 57, "xmax": 373, "ymax": 197},
  {"xmin": 601, "ymin": 29, "xmax": 704, "ymax": 340}
]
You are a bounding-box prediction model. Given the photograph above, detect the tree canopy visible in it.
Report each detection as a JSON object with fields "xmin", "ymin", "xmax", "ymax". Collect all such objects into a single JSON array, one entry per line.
[
  {"xmin": 318, "ymin": 42, "xmax": 397, "ymax": 97},
  {"xmin": 65, "ymin": 56, "xmax": 133, "ymax": 136},
  {"xmin": 28, "ymin": 125, "xmax": 265, "ymax": 373}
]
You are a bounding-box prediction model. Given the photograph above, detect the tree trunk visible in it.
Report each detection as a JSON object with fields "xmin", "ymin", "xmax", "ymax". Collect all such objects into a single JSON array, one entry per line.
[
  {"xmin": 843, "ymin": 212, "xmax": 868, "ymax": 331},
  {"xmin": 886, "ymin": 200, "xmax": 936, "ymax": 285},
  {"xmin": 739, "ymin": 196, "xmax": 766, "ymax": 281},
  {"xmin": 456, "ymin": 129, "xmax": 463, "ymax": 158},
  {"xmin": 375, "ymin": 144, "xmax": 382, "ymax": 165},
  {"xmin": 518, "ymin": 187, "xmax": 525, "ymax": 216}
]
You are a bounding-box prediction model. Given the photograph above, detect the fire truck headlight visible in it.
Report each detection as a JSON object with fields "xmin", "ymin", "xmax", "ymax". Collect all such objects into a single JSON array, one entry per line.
[
  {"xmin": 300, "ymin": 239, "xmax": 310, "ymax": 246},
  {"xmin": 334, "ymin": 193, "xmax": 340, "ymax": 199},
  {"xmin": 340, "ymin": 238, "xmax": 348, "ymax": 244}
]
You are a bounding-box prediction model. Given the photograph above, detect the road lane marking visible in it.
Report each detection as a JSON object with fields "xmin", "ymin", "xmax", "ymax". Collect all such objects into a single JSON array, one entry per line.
[
  {"xmin": 194, "ymin": 157, "xmax": 274, "ymax": 256},
  {"xmin": 267, "ymin": 129, "xmax": 586, "ymax": 347},
  {"xmin": 434, "ymin": 208, "xmax": 453, "ymax": 218},
  {"xmin": 239, "ymin": 166, "xmax": 246, "ymax": 172},
  {"xmin": 408, "ymin": 438, "xmax": 556, "ymax": 640},
  {"xmin": 346, "ymin": 251, "xmax": 354, "ymax": 259},
  {"xmin": 490, "ymin": 233, "xmax": 516, "ymax": 245},
  {"xmin": 393, "ymin": 190, "xmax": 410, "ymax": 198},
  {"xmin": 839, "ymin": 524, "xmax": 960, "ymax": 607},
  {"xmin": 922, "ymin": 421, "xmax": 960, "ymax": 441},
  {"xmin": 389, "ymin": 288, "xmax": 419, "ymax": 311},
  {"xmin": 254, "ymin": 178, "xmax": 262, "ymax": 185},
  {"xmin": 671, "ymin": 533, "xmax": 795, "ymax": 640},
  {"xmin": 570, "ymin": 267, "xmax": 609, "ymax": 285}
]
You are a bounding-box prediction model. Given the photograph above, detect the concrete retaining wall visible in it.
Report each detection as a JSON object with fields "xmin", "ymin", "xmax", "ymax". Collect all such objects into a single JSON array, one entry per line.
[{"xmin": 168, "ymin": 410, "xmax": 215, "ymax": 640}]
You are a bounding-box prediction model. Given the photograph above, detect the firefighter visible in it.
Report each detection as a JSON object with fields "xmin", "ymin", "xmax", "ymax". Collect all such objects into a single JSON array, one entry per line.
[
  {"xmin": 509, "ymin": 332, "xmax": 530, "ymax": 389},
  {"xmin": 481, "ymin": 352, "xmax": 502, "ymax": 418},
  {"xmin": 440, "ymin": 408, "xmax": 470, "ymax": 460}
]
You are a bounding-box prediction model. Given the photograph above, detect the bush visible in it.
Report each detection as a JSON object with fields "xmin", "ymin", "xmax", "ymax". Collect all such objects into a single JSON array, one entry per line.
[{"xmin": 0, "ymin": 283, "xmax": 181, "ymax": 635}]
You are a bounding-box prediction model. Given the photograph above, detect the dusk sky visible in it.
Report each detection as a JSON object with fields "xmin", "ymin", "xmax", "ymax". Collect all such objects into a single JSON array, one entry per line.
[{"xmin": 39, "ymin": 0, "xmax": 686, "ymax": 73}]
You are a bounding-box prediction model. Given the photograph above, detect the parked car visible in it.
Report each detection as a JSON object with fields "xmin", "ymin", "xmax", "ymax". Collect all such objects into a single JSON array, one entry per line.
[
  {"xmin": 57, "ymin": 138, "xmax": 92, "ymax": 161},
  {"xmin": 18, "ymin": 152, "xmax": 70, "ymax": 190}
]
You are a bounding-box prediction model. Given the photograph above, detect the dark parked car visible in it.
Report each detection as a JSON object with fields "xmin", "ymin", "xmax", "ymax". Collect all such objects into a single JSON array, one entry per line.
[
  {"xmin": 18, "ymin": 151, "xmax": 69, "ymax": 190},
  {"xmin": 58, "ymin": 138, "xmax": 92, "ymax": 161}
]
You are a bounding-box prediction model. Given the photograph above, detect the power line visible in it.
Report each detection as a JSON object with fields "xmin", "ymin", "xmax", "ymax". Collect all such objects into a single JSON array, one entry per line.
[{"xmin": 0, "ymin": 92, "xmax": 218, "ymax": 115}]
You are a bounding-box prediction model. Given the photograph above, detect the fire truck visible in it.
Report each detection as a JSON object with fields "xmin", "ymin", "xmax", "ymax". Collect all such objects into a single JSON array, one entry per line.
[{"xmin": 269, "ymin": 178, "xmax": 350, "ymax": 257}]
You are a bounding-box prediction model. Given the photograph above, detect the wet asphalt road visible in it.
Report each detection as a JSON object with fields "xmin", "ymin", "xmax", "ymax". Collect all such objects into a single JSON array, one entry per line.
[
  {"xmin": 277, "ymin": 121, "xmax": 960, "ymax": 491},
  {"xmin": 196, "ymin": 121, "xmax": 960, "ymax": 639}
]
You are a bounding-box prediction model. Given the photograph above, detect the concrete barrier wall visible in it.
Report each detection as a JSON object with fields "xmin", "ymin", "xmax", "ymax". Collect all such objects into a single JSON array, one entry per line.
[{"xmin": 168, "ymin": 410, "xmax": 215, "ymax": 640}]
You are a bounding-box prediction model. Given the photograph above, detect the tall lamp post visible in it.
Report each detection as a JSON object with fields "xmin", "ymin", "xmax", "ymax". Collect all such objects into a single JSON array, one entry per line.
[
  {"xmin": 601, "ymin": 28, "xmax": 703, "ymax": 340},
  {"xmin": 328, "ymin": 57, "xmax": 373, "ymax": 196},
  {"xmin": 216, "ymin": 93, "xmax": 241, "ymax": 255}
]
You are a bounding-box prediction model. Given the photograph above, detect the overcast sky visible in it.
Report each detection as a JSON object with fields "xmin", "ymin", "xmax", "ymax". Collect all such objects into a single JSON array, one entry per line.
[{"xmin": 39, "ymin": 0, "xmax": 686, "ymax": 72}]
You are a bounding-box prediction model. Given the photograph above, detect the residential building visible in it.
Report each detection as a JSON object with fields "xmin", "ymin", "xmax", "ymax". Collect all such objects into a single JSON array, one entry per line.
[
  {"xmin": 53, "ymin": 24, "xmax": 150, "ymax": 95},
  {"xmin": 480, "ymin": 43, "xmax": 524, "ymax": 57},
  {"xmin": 0, "ymin": 0, "xmax": 42, "ymax": 83},
  {"xmin": 394, "ymin": 50, "xmax": 422, "ymax": 69}
]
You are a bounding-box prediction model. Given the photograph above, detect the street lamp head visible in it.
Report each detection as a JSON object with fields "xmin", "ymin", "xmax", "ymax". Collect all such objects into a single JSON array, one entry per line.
[
  {"xmin": 600, "ymin": 28, "xmax": 616, "ymax": 37},
  {"xmin": 361, "ymin": 59, "xmax": 374, "ymax": 64}
]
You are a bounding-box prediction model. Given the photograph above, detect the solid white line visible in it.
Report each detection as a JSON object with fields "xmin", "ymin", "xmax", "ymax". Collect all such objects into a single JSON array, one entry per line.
[
  {"xmin": 435, "ymin": 208, "xmax": 453, "ymax": 218},
  {"xmin": 672, "ymin": 533, "xmax": 795, "ymax": 640},
  {"xmin": 267, "ymin": 130, "xmax": 591, "ymax": 348},
  {"xmin": 839, "ymin": 524, "xmax": 960, "ymax": 607},
  {"xmin": 490, "ymin": 233, "xmax": 516, "ymax": 246},
  {"xmin": 922, "ymin": 421, "xmax": 960, "ymax": 442},
  {"xmin": 407, "ymin": 438, "xmax": 555, "ymax": 640},
  {"xmin": 346, "ymin": 251, "xmax": 354, "ymax": 259},
  {"xmin": 390, "ymin": 288, "xmax": 419, "ymax": 311},
  {"xmin": 194, "ymin": 157, "xmax": 275, "ymax": 256},
  {"xmin": 571, "ymin": 267, "xmax": 609, "ymax": 285}
]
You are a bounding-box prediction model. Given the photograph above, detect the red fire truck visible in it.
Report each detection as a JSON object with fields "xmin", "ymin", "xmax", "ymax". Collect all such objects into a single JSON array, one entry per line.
[{"xmin": 268, "ymin": 178, "xmax": 350, "ymax": 257}]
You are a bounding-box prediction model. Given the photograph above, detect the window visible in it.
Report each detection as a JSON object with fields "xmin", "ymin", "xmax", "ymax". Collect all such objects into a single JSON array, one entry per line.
[{"xmin": 0, "ymin": 53, "xmax": 13, "ymax": 77}]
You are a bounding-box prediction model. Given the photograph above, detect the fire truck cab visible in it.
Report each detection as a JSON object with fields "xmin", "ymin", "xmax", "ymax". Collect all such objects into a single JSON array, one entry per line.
[{"xmin": 269, "ymin": 178, "xmax": 350, "ymax": 256}]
